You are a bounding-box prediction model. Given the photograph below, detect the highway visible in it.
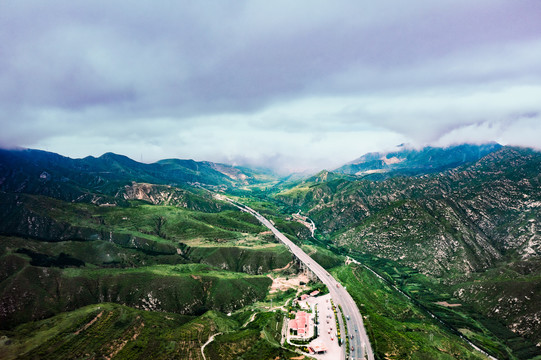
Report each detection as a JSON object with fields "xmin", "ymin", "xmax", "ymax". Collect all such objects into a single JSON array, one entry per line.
[{"xmin": 224, "ymin": 197, "xmax": 374, "ymax": 360}]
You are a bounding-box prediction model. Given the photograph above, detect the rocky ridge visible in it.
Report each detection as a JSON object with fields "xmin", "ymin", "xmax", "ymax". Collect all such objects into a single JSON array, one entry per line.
[
  {"xmin": 274, "ymin": 146, "xmax": 541, "ymax": 346},
  {"xmin": 276, "ymin": 147, "xmax": 541, "ymax": 276}
]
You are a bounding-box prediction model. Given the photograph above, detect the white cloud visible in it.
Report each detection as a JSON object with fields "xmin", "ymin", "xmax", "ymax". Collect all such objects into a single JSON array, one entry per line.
[
  {"xmin": 435, "ymin": 117, "xmax": 541, "ymax": 149},
  {"xmin": 2, "ymin": 1, "xmax": 541, "ymax": 171},
  {"xmin": 340, "ymin": 85, "xmax": 541, "ymax": 144}
]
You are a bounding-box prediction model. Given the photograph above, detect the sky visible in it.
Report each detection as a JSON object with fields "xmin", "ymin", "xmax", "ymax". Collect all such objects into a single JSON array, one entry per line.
[{"xmin": 1, "ymin": 1, "xmax": 541, "ymax": 173}]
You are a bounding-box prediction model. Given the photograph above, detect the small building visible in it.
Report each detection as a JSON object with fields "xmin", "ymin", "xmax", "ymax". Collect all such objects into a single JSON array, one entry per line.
[
  {"xmin": 309, "ymin": 342, "xmax": 328, "ymax": 354},
  {"xmin": 310, "ymin": 290, "xmax": 320, "ymax": 297},
  {"xmin": 289, "ymin": 310, "xmax": 310, "ymax": 338}
]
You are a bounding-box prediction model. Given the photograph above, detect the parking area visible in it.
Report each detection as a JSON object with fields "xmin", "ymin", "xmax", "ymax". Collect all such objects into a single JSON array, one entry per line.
[{"xmin": 285, "ymin": 293, "xmax": 343, "ymax": 359}]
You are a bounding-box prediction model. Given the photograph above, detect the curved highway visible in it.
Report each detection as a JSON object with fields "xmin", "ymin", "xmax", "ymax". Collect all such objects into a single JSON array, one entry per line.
[{"xmin": 224, "ymin": 196, "xmax": 374, "ymax": 360}]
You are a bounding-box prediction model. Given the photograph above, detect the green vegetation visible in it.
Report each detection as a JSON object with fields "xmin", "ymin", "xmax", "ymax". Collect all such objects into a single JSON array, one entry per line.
[
  {"xmin": 332, "ymin": 264, "xmax": 517, "ymax": 360},
  {"xmin": 271, "ymin": 146, "xmax": 541, "ymax": 358},
  {"xmin": 330, "ymin": 299, "xmax": 342, "ymax": 345},
  {"xmin": 0, "ymin": 168, "xmax": 303, "ymax": 359},
  {"xmin": 0, "ymin": 191, "xmax": 278, "ymax": 248},
  {"xmin": 301, "ymin": 244, "xmax": 343, "ymax": 269},
  {"xmin": 188, "ymin": 245, "xmax": 291, "ymax": 274},
  {"xmin": 338, "ymin": 304, "xmax": 351, "ymax": 356},
  {"xmin": 0, "ymin": 303, "xmax": 286, "ymax": 360},
  {"xmin": 0, "ymin": 183, "xmax": 296, "ymax": 335},
  {"xmin": 205, "ymin": 311, "xmax": 297, "ymax": 359},
  {"xmin": 297, "ymin": 282, "xmax": 329, "ymax": 299},
  {"xmin": 1, "ymin": 146, "xmax": 541, "ymax": 359},
  {"xmin": 334, "ymin": 143, "xmax": 502, "ymax": 179},
  {"xmin": 0, "ymin": 258, "xmax": 272, "ymax": 329},
  {"xmin": 349, "ymin": 253, "xmax": 541, "ymax": 359}
]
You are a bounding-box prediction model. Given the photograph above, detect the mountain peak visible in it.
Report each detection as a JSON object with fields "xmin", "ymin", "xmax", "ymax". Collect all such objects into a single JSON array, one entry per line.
[
  {"xmin": 334, "ymin": 143, "xmax": 502, "ymax": 179},
  {"xmin": 99, "ymin": 152, "xmax": 135, "ymax": 161},
  {"xmin": 315, "ymin": 170, "xmax": 330, "ymax": 182}
]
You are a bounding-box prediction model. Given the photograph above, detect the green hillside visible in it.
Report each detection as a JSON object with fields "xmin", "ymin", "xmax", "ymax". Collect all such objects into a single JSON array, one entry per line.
[
  {"xmin": 0, "ymin": 303, "xmax": 293, "ymax": 360},
  {"xmin": 0, "ymin": 148, "xmax": 276, "ymax": 205},
  {"xmin": 273, "ymin": 146, "xmax": 541, "ymax": 356},
  {"xmin": 1, "ymin": 145, "xmax": 540, "ymax": 359}
]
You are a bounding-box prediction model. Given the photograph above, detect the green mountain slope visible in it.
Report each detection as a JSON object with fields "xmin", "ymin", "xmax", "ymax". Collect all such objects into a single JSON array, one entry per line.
[
  {"xmin": 0, "ymin": 303, "xmax": 294, "ymax": 360},
  {"xmin": 274, "ymin": 146, "xmax": 541, "ymax": 350},
  {"xmin": 0, "ymin": 148, "xmax": 274, "ymax": 204},
  {"xmin": 0, "ymin": 175, "xmax": 291, "ymax": 331},
  {"xmin": 0, "ymin": 261, "xmax": 271, "ymax": 329},
  {"xmin": 276, "ymin": 147, "xmax": 541, "ymax": 272},
  {"xmin": 1, "ymin": 144, "xmax": 540, "ymax": 359}
]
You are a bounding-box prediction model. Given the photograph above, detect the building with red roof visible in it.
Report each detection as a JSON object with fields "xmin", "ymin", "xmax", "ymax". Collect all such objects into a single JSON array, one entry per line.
[{"xmin": 288, "ymin": 310, "xmax": 311, "ymax": 338}]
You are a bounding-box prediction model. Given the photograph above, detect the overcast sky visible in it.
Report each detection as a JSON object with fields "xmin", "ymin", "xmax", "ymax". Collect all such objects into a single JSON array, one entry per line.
[{"xmin": 1, "ymin": 1, "xmax": 541, "ymax": 172}]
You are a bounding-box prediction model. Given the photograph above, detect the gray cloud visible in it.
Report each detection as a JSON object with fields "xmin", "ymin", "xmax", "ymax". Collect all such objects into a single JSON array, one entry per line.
[{"xmin": 1, "ymin": 1, "xmax": 541, "ymax": 171}]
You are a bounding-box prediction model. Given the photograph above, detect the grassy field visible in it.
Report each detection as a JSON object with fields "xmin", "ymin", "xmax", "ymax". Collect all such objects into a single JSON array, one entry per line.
[
  {"xmin": 205, "ymin": 311, "xmax": 297, "ymax": 360},
  {"xmin": 346, "ymin": 253, "xmax": 541, "ymax": 359},
  {"xmin": 331, "ymin": 264, "xmax": 508, "ymax": 360},
  {"xmin": 0, "ymin": 303, "xmax": 242, "ymax": 360}
]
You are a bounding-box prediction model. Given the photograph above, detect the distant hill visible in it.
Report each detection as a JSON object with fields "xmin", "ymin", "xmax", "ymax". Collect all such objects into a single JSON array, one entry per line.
[
  {"xmin": 0, "ymin": 148, "xmax": 274, "ymax": 204},
  {"xmin": 334, "ymin": 143, "xmax": 502, "ymax": 179}
]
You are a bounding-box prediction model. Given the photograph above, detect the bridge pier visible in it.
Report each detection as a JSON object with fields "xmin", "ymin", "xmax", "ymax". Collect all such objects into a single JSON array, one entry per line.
[{"xmin": 296, "ymin": 258, "xmax": 318, "ymax": 282}]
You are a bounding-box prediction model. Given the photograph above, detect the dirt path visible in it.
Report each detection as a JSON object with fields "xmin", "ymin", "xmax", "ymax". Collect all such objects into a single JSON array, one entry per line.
[
  {"xmin": 435, "ymin": 301, "xmax": 462, "ymax": 307},
  {"xmin": 201, "ymin": 332, "xmax": 222, "ymax": 360},
  {"xmin": 272, "ymin": 260, "xmax": 294, "ymax": 272},
  {"xmin": 242, "ymin": 312, "xmax": 258, "ymax": 328}
]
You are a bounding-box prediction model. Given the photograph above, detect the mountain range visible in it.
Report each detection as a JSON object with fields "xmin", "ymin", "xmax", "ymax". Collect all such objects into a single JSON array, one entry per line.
[
  {"xmin": 273, "ymin": 145, "xmax": 541, "ymax": 354},
  {"xmin": 0, "ymin": 148, "xmax": 276, "ymax": 205},
  {"xmin": 1, "ymin": 143, "xmax": 540, "ymax": 359},
  {"xmin": 334, "ymin": 142, "xmax": 502, "ymax": 179}
]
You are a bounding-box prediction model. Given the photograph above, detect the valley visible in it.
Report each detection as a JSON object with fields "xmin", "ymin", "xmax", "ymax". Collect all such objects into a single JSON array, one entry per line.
[{"xmin": 0, "ymin": 144, "xmax": 540, "ymax": 359}]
